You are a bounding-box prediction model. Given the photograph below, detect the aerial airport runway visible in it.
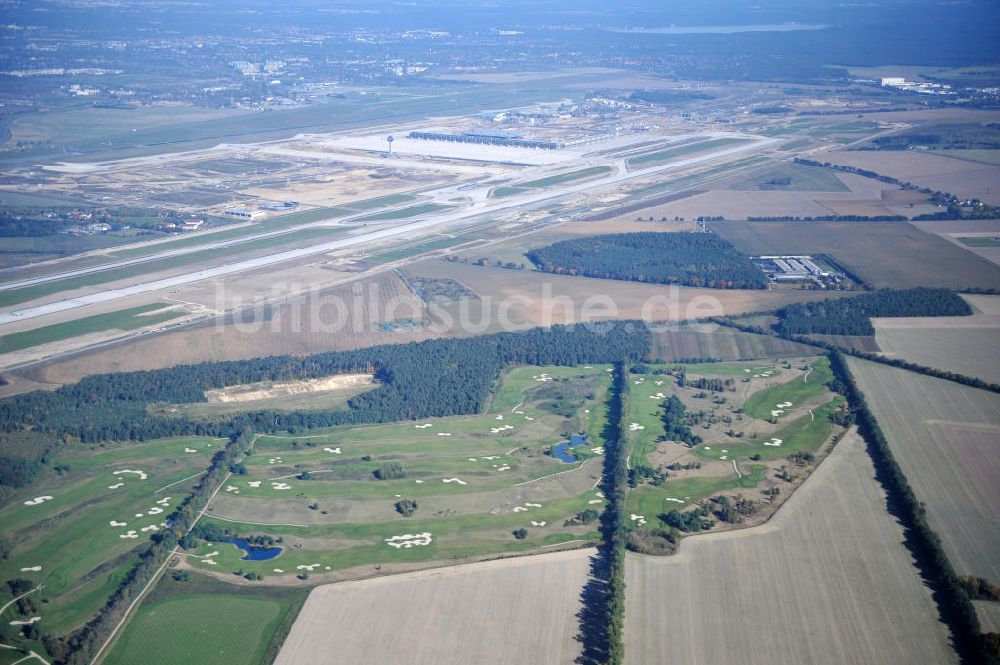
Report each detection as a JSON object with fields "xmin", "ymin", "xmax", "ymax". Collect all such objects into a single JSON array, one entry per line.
[{"xmin": 0, "ymin": 134, "xmax": 776, "ymax": 327}]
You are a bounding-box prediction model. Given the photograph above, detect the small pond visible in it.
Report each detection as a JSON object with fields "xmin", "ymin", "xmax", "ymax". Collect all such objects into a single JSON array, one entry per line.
[
  {"xmin": 552, "ymin": 433, "xmax": 590, "ymax": 463},
  {"xmin": 231, "ymin": 537, "xmax": 283, "ymax": 561}
]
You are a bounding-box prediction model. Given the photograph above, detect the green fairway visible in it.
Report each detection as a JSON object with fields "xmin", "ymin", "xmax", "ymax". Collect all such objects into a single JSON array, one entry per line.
[
  {"xmin": 620, "ymin": 357, "xmax": 841, "ymax": 528},
  {"xmin": 183, "ymin": 365, "xmax": 610, "ymax": 579},
  {"xmin": 742, "ymin": 357, "xmax": 832, "ymax": 421},
  {"xmin": 0, "ymin": 303, "xmax": 182, "ymax": 354},
  {"xmin": 104, "ymin": 595, "xmax": 286, "ymax": 665},
  {"xmin": 0, "ymin": 436, "xmax": 220, "ymax": 635}
]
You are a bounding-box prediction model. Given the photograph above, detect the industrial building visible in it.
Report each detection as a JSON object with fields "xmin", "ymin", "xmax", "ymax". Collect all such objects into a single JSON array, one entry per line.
[
  {"xmin": 408, "ymin": 130, "xmax": 560, "ymax": 150},
  {"xmin": 224, "ymin": 208, "xmax": 265, "ymax": 220}
]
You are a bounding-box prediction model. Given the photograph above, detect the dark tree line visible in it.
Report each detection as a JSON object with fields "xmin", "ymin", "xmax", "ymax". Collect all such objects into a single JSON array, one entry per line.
[
  {"xmin": 526, "ymin": 232, "xmax": 769, "ymax": 290},
  {"xmin": 778, "ymin": 288, "xmax": 972, "ymax": 336},
  {"xmin": 0, "ymin": 323, "xmax": 651, "ymax": 444}
]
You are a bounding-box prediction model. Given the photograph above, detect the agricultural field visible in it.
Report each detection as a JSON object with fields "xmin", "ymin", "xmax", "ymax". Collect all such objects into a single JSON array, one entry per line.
[
  {"xmin": 180, "ymin": 365, "xmax": 612, "ymax": 581},
  {"xmin": 847, "ymin": 359, "xmax": 1000, "ymax": 582},
  {"xmin": 712, "ymin": 220, "xmax": 1000, "ymax": 290},
  {"xmin": 12, "ymin": 271, "xmax": 443, "ymax": 389},
  {"xmin": 275, "ymin": 549, "xmax": 591, "ymax": 665},
  {"xmin": 820, "ymin": 149, "xmax": 1000, "ymax": 205},
  {"xmin": 405, "ymin": 260, "xmax": 846, "ymax": 328},
  {"xmin": 0, "ymin": 436, "xmax": 222, "ymax": 643},
  {"xmin": 622, "ymin": 356, "xmax": 847, "ymax": 533},
  {"xmin": 724, "ymin": 161, "xmax": 850, "ymax": 192},
  {"xmin": 103, "ymin": 572, "xmax": 308, "ymax": 665},
  {"xmin": 625, "ymin": 431, "xmax": 957, "ymax": 665},
  {"xmin": 650, "ymin": 324, "xmax": 818, "ymax": 362},
  {"xmin": 873, "ymin": 300, "xmax": 1000, "ymax": 384}
]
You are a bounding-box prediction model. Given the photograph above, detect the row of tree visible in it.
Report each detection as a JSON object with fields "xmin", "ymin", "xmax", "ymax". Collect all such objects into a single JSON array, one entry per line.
[
  {"xmin": 828, "ymin": 351, "xmax": 995, "ymax": 663},
  {"xmin": 601, "ymin": 362, "xmax": 630, "ymax": 665},
  {"xmin": 777, "ymin": 288, "xmax": 972, "ymax": 336},
  {"xmin": 526, "ymin": 232, "xmax": 770, "ymax": 290}
]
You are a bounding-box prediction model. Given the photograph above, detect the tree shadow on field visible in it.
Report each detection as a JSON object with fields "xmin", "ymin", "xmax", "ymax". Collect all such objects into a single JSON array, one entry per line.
[{"xmin": 574, "ymin": 551, "xmax": 610, "ymax": 665}]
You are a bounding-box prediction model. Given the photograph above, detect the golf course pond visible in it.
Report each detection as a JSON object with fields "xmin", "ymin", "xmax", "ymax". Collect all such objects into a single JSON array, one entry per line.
[{"xmin": 232, "ymin": 537, "xmax": 283, "ymax": 561}]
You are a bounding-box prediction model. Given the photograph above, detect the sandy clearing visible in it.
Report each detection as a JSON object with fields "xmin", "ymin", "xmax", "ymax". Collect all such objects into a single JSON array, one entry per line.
[
  {"xmin": 204, "ymin": 372, "xmax": 374, "ymax": 403},
  {"xmin": 275, "ymin": 548, "xmax": 591, "ymax": 665},
  {"xmin": 625, "ymin": 430, "xmax": 957, "ymax": 665}
]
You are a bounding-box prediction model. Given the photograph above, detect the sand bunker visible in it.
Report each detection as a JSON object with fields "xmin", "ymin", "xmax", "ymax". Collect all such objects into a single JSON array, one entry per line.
[
  {"xmin": 323, "ymin": 447, "xmax": 342, "ymax": 454},
  {"xmin": 468, "ymin": 458, "xmax": 478, "ymax": 462},
  {"xmin": 497, "ymin": 465, "xmax": 511, "ymax": 472},
  {"xmin": 120, "ymin": 530, "xmax": 138, "ymax": 539},
  {"xmin": 629, "ymin": 423, "xmax": 645, "ymax": 431},
  {"xmin": 442, "ymin": 478, "xmax": 467, "ymax": 485},
  {"xmin": 271, "ymin": 482, "xmax": 292, "ymax": 490},
  {"xmin": 268, "ymin": 457, "xmax": 285, "ymax": 464},
  {"xmin": 483, "ymin": 455, "xmax": 501, "ymax": 460},
  {"xmin": 763, "ymin": 438, "xmax": 783, "ymax": 447},
  {"xmin": 588, "ymin": 499, "xmax": 603, "ymax": 505},
  {"xmin": 385, "ymin": 533, "xmax": 432, "ymax": 549},
  {"xmin": 203, "ymin": 559, "xmax": 218, "ymax": 565},
  {"xmin": 490, "ymin": 425, "xmax": 514, "ymax": 433},
  {"xmin": 205, "ymin": 373, "xmax": 374, "ymax": 403},
  {"xmin": 495, "ymin": 415, "xmax": 504, "ymax": 421},
  {"xmin": 226, "ymin": 485, "xmax": 239, "ymax": 493},
  {"xmin": 109, "ymin": 520, "xmax": 127, "ymax": 527},
  {"xmin": 414, "ymin": 479, "xmax": 424, "ymax": 484},
  {"xmin": 147, "ymin": 507, "xmax": 164, "ymax": 515},
  {"xmin": 437, "ymin": 432, "xmax": 452, "ymax": 437},
  {"xmin": 20, "ymin": 566, "xmax": 41, "ymax": 572},
  {"xmin": 665, "ymin": 497, "xmax": 685, "ymax": 504},
  {"xmin": 297, "ymin": 563, "xmax": 322, "ymax": 571},
  {"xmin": 141, "ymin": 525, "xmax": 159, "ymax": 532},
  {"xmin": 530, "ymin": 521, "xmax": 547, "ymax": 527},
  {"xmin": 524, "ymin": 416, "xmax": 534, "ymax": 421},
  {"xmin": 273, "ymin": 568, "xmax": 285, "ymax": 573},
  {"xmin": 184, "ymin": 447, "xmax": 198, "ymax": 453},
  {"xmin": 23, "ymin": 496, "xmax": 54, "ymax": 506},
  {"xmin": 525, "ymin": 503, "xmax": 541, "ymax": 508},
  {"xmin": 156, "ymin": 497, "xmax": 171, "ymax": 506},
  {"xmin": 108, "ymin": 483, "xmax": 124, "ymax": 489},
  {"xmin": 630, "ymin": 513, "xmax": 648, "ymax": 526},
  {"xmin": 113, "ymin": 469, "xmax": 148, "ymax": 480},
  {"xmin": 9, "ymin": 617, "xmax": 40, "ymax": 626},
  {"xmin": 513, "ymin": 507, "xmax": 528, "ymax": 513},
  {"xmin": 248, "ymin": 481, "xmax": 262, "ymax": 488},
  {"xmin": 532, "ymin": 373, "xmax": 553, "ymax": 382},
  {"xmin": 415, "ymin": 423, "xmax": 433, "ymax": 429}
]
